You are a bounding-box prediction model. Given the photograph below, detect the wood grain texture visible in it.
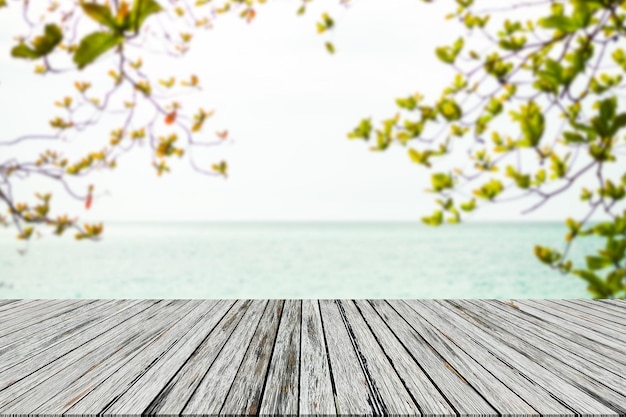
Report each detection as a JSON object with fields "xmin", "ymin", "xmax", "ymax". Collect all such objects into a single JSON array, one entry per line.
[
  {"xmin": 298, "ymin": 300, "xmax": 335, "ymax": 416},
  {"xmin": 388, "ymin": 299, "xmax": 558, "ymax": 416},
  {"xmin": 505, "ymin": 299, "xmax": 626, "ymax": 356},
  {"xmin": 318, "ymin": 299, "xmax": 375, "ymax": 416},
  {"xmin": 354, "ymin": 300, "xmax": 455, "ymax": 416},
  {"xmin": 480, "ymin": 300, "xmax": 626, "ymax": 369},
  {"xmin": 338, "ymin": 300, "xmax": 420, "ymax": 415},
  {"xmin": 0, "ymin": 300, "xmax": 17, "ymax": 308},
  {"xmin": 0, "ymin": 300, "xmax": 68, "ymax": 333},
  {"xmin": 0, "ymin": 300, "xmax": 115, "ymax": 352},
  {"xmin": 179, "ymin": 300, "xmax": 268, "ymax": 415},
  {"xmin": 380, "ymin": 300, "xmax": 497, "ymax": 415},
  {"xmin": 104, "ymin": 300, "xmax": 236, "ymax": 415},
  {"xmin": 259, "ymin": 299, "xmax": 300, "ymax": 416},
  {"xmin": 567, "ymin": 299, "xmax": 626, "ymax": 321},
  {"xmin": 0, "ymin": 300, "xmax": 151, "ymax": 389},
  {"xmin": 56, "ymin": 300, "xmax": 223, "ymax": 414},
  {"xmin": 423, "ymin": 300, "xmax": 619, "ymax": 415},
  {"xmin": 220, "ymin": 300, "xmax": 284, "ymax": 415},
  {"xmin": 0, "ymin": 299, "xmax": 624, "ymax": 416},
  {"xmin": 452, "ymin": 300, "xmax": 626, "ymax": 409},
  {"xmin": 142, "ymin": 300, "xmax": 255, "ymax": 415},
  {"xmin": 0, "ymin": 300, "xmax": 190, "ymax": 414},
  {"xmin": 519, "ymin": 300, "xmax": 626, "ymax": 342}
]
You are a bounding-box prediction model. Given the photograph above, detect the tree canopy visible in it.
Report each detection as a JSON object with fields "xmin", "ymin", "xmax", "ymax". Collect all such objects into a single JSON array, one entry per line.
[{"xmin": 1, "ymin": 0, "xmax": 625, "ymax": 298}]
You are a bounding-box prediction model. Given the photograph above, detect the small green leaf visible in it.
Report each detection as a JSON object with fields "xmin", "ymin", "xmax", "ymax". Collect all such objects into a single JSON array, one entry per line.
[
  {"xmin": 11, "ymin": 43, "xmax": 40, "ymax": 59},
  {"xmin": 586, "ymin": 255, "xmax": 612, "ymax": 271},
  {"xmin": 80, "ymin": 2, "xmax": 118, "ymax": 30},
  {"xmin": 73, "ymin": 31, "xmax": 124, "ymax": 69},
  {"xmin": 438, "ymin": 99, "xmax": 462, "ymax": 121},
  {"xmin": 325, "ymin": 41, "xmax": 335, "ymax": 54},
  {"xmin": 422, "ymin": 210, "xmax": 443, "ymax": 226},
  {"xmin": 131, "ymin": 0, "xmax": 163, "ymax": 32}
]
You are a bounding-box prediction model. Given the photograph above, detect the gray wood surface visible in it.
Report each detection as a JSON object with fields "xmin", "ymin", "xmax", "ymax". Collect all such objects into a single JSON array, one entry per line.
[
  {"xmin": 567, "ymin": 299, "xmax": 626, "ymax": 322},
  {"xmin": 0, "ymin": 299, "xmax": 624, "ymax": 416},
  {"xmin": 423, "ymin": 300, "xmax": 619, "ymax": 415},
  {"xmin": 298, "ymin": 299, "xmax": 335, "ymax": 416},
  {"xmin": 391, "ymin": 299, "xmax": 561, "ymax": 415},
  {"xmin": 354, "ymin": 300, "xmax": 455, "ymax": 416},
  {"xmin": 259, "ymin": 299, "xmax": 300, "ymax": 416},
  {"xmin": 319, "ymin": 299, "xmax": 374, "ymax": 416},
  {"xmin": 381, "ymin": 300, "xmax": 497, "ymax": 415},
  {"xmin": 519, "ymin": 299, "xmax": 626, "ymax": 342},
  {"xmin": 180, "ymin": 299, "xmax": 268, "ymax": 415}
]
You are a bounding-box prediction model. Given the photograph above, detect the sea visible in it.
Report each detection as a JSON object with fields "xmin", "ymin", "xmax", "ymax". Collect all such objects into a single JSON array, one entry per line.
[{"xmin": 0, "ymin": 222, "xmax": 597, "ymax": 299}]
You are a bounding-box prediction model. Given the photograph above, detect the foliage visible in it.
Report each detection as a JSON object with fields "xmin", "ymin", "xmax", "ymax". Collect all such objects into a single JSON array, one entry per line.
[
  {"xmin": 349, "ymin": 0, "xmax": 626, "ymax": 298},
  {"xmin": 3, "ymin": 0, "xmax": 625, "ymax": 298},
  {"xmin": 0, "ymin": 0, "xmax": 274, "ymax": 243}
]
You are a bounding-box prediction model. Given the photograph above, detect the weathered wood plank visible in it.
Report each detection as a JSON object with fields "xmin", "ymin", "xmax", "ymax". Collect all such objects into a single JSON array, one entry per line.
[
  {"xmin": 0, "ymin": 299, "xmax": 624, "ymax": 415},
  {"xmin": 390, "ymin": 299, "xmax": 568, "ymax": 415},
  {"xmin": 0, "ymin": 300, "xmax": 91, "ymax": 338},
  {"xmin": 0, "ymin": 299, "xmax": 111, "ymax": 350},
  {"xmin": 0, "ymin": 300, "xmax": 53, "ymax": 316},
  {"xmin": 0, "ymin": 300, "xmax": 158, "ymax": 403},
  {"xmin": 354, "ymin": 300, "xmax": 456, "ymax": 416},
  {"xmin": 259, "ymin": 299, "xmax": 300, "ymax": 416},
  {"xmin": 101, "ymin": 300, "xmax": 236, "ymax": 415},
  {"xmin": 318, "ymin": 299, "xmax": 375, "ymax": 416},
  {"xmin": 420, "ymin": 300, "xmax": 619, "ymax": 415},
  {"xmin": 41, "ymin": 300, "xmax": 222, "ymax": 414},
  {"xmin": 0, "ymin": 299, "xmax": 68, "ymax": 330},
  {"xmin": 480, "ymin": 300, "xmax": 626, "ymax": 369},
  {"xmin": 220, "ymin": 300, "xmax": 284, "ymax": 415},
  {"xmin": 382, "ymin": 300, "xmax": 518, "ymax": 416},
  {"xmin": 517, "ymin": 300, "xmax": 626, "ymax": 343},
  {"xmin": 338, "ymin": 300, "xmax": 421, "ymax": 415},
  {"xmin": 0, "ymin": 300, "xmax": 138, "ymax": 374},
  {"xmin": 298, "ymin": 299, "xmax": 335, "ymax": 416},
  {"xmin": 601, "ymin": 299, "xmax": 626, "ymax": 309},
  {"xmin": 179, "ymin": 300, "xmax": 268, "ymax": 415},
  {"xmin": 502, "ymin": 299, "xmax": 626, "ymax": 357},
  {"xmin": 570, "ymin": 299, "xmax": 626, "ymax": 322},
  {"xmin": 0, "ymin": 300, "xmax": 190, "ymax": 413},
  {"xmin": 551, "ymin": 299, "xmax": 626, "ymax": 327},
  {"xmin": 141, "ymin": 300, "xmax": 257, "ymax": 415},
  {"xmin": 0, "ymin": 300, "xmax": 18, "ymax": 308},
  {"xmin": 455, "ymin": 300, "xmax": 626, "ymax": 398}
]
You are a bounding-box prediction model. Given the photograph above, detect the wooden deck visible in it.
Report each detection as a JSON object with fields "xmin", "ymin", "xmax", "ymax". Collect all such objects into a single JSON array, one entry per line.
[{"xmin": 0, "ymin": 299, "xmax": 625, "ymax": 416}]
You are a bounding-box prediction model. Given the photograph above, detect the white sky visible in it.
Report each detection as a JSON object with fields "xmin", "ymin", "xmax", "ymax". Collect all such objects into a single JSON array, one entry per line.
[{"xmin": 0, "ymin": 0, "xmax": 598, "ymax": 222}]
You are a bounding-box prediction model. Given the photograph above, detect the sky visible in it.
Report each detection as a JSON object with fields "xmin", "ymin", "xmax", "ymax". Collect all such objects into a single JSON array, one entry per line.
[{"xmin": 0, "ymin": 0, "xmax": 599, "ymax": 222}]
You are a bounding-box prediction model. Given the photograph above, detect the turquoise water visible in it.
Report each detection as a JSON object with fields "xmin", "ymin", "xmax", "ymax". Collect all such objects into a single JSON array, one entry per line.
[{"xmin": 0, "ymin": 222, "xmax": 596, "ymax": 299}]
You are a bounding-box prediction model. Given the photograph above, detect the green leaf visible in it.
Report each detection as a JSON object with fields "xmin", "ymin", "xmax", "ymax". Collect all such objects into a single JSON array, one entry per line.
[
  {"xmin": 438, "ymin": 99, "xmax": 462, "ymax": 121},
  {"xmin": 573, "ymin": 269, "xmax": 612, "ymax": 298},
  {"xmin": 430, "ymin": 172, "xmax": 453, "ymax": 192},
  {"xmin": 33, "ymin": 24, "xmax": 63, "ymax": 56},
  {"xmin": 11, "ymin": 43, "xmax": 40, "ymax": 59},
  {"xmin": 422, "ymin": 210, "xmax": 443, "ymax": 226},
  {"xmin": 0, "ymin": 0, "xmax": 7, "ymax": 8},
  {"xmin": 347, "ymin": 118, "xmax": 372, "ymax": 140},
  {"xmin": 511, "ymin": 101, "xmax": 544, "ymax": 147},
  {"xmin": 325, "ymin": 41, "xmax": 335, "ymax": 54},
  {"xmin": 586, "ymin": 255, "xmax": 612, "ymax": 271},
  {"xmin": 73, "ymin": 31, "xmax": 124, "ymax": 69},
  {"xmin": 534, "ymin": 245, "xmax": 560, "ymax": 265},
  {"xmin": 12, "ymin": 24, "xmax": 63, "ymax": 60},
  {"xmin": 460, "ymin": 199, "xmax": 476, "ymax": 212},
  {"xmin": 538, "ymin": 15, "xmax": 578, "ymax": 32},
  {"xmin": 80, "ymin": 2, "xmax": 118, "ymax": 30},
  {"xmin": 131, "ymin": 0, "xmax": 163, "ymax": 32}
]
